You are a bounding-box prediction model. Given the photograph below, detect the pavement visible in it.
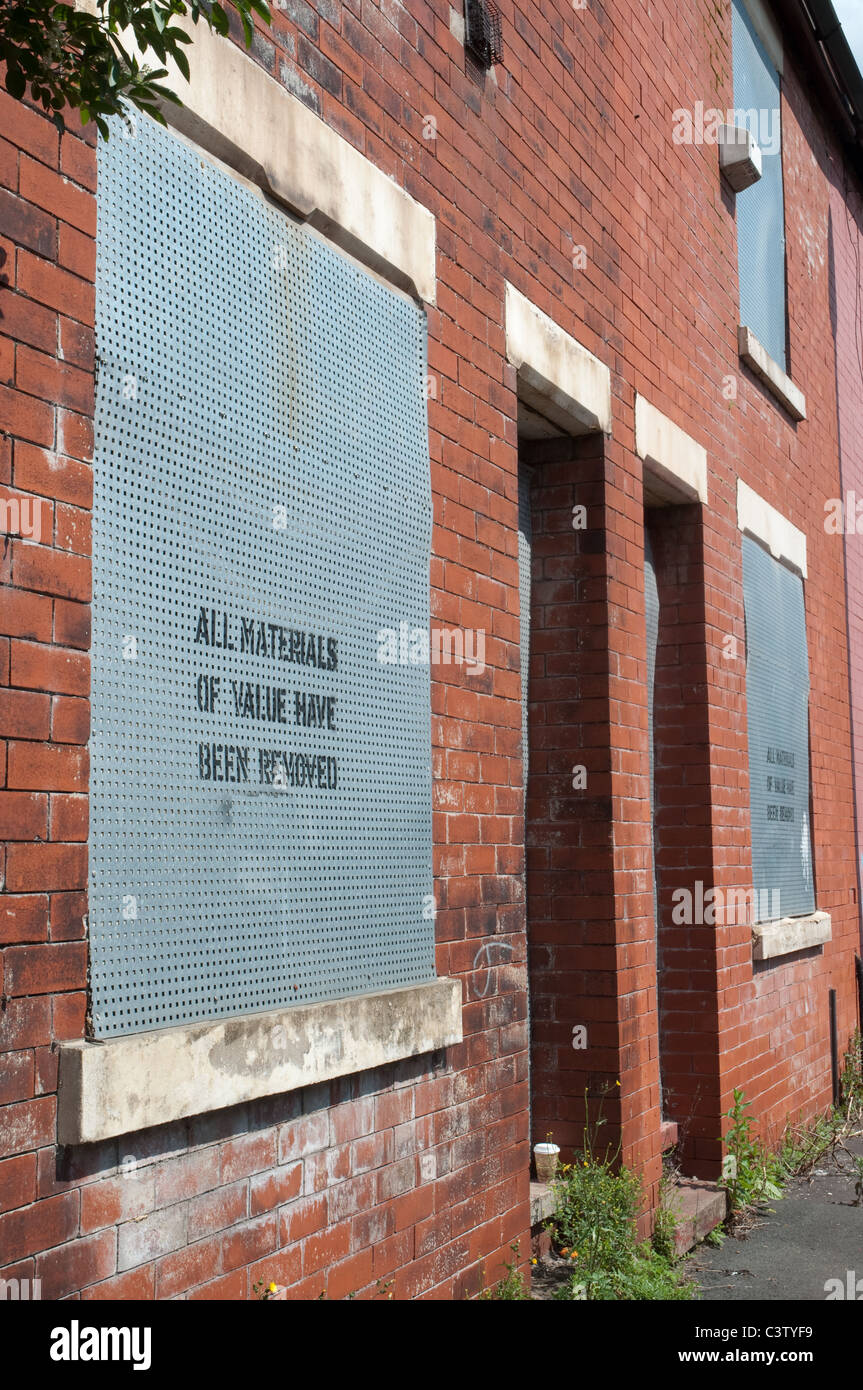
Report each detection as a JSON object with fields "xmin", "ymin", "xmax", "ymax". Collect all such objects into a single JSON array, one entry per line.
[{"xmin": 691, "ymin": 1135, "xmax": 863, "ymax": 1300}]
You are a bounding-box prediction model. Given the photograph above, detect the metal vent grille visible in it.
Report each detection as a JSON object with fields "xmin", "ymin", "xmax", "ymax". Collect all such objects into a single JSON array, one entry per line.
[
  {"xmin": 91, "ymin": 113, "xmax": 435, "ymax": 1037},
  {"xmin": 464, "ymin": 0, "xmax": 502, "ymax": 69},
  {"xmin": 742, "ymin": 535, "xmax": 815, "ymax": 921},
  {"xmin": 731, "ymin": 0, "xmax": 787, "ymax": 371}
]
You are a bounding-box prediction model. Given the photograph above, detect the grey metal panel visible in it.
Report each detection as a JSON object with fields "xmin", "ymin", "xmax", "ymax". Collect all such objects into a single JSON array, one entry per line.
[
  {"xmin": 518, "ymin": 467, "xmax": 532, "ymax": 801},
  {"xmin": 91, "ymin": 113, "xmax": 434, "ymax": 1037},
  {"xmin": 742, "ymin": 535, "xmax": 815, "ymax": 920},
  {"xmin": 732, "ymin": 0, "xmax": 787, "ymax": 371}
]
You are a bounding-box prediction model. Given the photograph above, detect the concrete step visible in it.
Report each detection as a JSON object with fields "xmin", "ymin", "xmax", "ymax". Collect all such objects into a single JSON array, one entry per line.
[{"xmin": 663, "ymin": 1178, "xmax": 727, "ymax": 1254}]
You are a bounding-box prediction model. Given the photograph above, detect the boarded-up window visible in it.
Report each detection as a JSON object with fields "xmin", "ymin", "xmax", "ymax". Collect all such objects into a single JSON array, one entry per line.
[
  {"xmin": 90, "ymin": 115, "xmax": 434, "ymax": 1036},
  {"xmin": 731, "ymin": 0, "xmax": 787, "ymax": 370},
  {"xmin": 742, "ymin": 536, "xmax": 815, "ymax": 921}
]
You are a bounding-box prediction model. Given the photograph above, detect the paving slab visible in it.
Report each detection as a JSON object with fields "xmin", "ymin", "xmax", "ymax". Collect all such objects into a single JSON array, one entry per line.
[{"xmin": 692, "ymin": 1136, "xmax": 863, "ymax": 1301}]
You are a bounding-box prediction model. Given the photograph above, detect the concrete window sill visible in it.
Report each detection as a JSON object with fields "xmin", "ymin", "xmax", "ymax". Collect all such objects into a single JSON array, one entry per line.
[
  {"xmin": 752, "ymin": 910, "xmax": 831, "ymax": 961},
  {"xmin": 57, "ymin": 978, "xmax": 463, "ymax": 1145},
  {"xmin": 738, "ymin": 326, "xmax": 807, "ymax": 422}
]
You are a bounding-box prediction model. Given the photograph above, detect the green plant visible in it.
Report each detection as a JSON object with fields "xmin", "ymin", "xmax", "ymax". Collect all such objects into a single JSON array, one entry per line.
[
  {"xmin": 0, "ymin": 0, "xmax": 271, "ymax": 138},
  {"xmin": 547, "ymin": 1091, "xmax": 695, "ymax": 1300},
  {"xmin": 252, "ymin": 1277, "xmax": 278, "ymax": 1300},
  {"xmin": 722, "ymin": 1088, "xmax": 784, "ymax": 1218},
  {"xmin": 704, "ymin": 1225, "xmax": 726, "ymax": 1249},
  {"xmin": 651, "ymin": 1173, "xmax": 679, "ymax": 1261},
  {"xmin": 478, "ymin": 1242, "xmax": 530, "ymax": 1301}
]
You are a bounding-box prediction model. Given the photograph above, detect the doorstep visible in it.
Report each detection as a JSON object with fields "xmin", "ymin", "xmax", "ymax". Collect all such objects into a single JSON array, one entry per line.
[{"xmin": 663, "ymin": 1178, "xmax": 727, "ymax": 1255}]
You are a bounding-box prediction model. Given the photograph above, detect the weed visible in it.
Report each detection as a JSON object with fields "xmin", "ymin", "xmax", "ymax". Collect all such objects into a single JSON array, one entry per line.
[
  {"xmin": 722, "ymin": 1088, "xmax": 784, "ymax": 1220},
  {"xmin": 478, "ymin": 1241, "xmax": 530, "ymax": 1300}
]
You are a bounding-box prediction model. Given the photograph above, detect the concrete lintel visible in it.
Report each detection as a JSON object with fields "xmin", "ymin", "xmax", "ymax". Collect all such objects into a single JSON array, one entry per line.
[
  {"xmin": 57, "ymin": 978, "xmax": 462, "ymax": 1144},
  {"xmin": 505, "ymin": 283, "xmax": 612, "ymax": 436},
  {"xmin": 737, "ymin": 478, "xmax": 807, "ymax": 577},
  {"xmin": 79, "ymin": 6, "xmax": 436, "ymax": 305},
  {"xmin": 738, "ymin": 326, "xmax": 806, "ymax": 421},
  {"xmin": 752, "ymin": 911, "xmax": 831, "ymax": 961},
  {"xmin": 635, "ymin": 394, "xmax": 708, "ymax": 504}
]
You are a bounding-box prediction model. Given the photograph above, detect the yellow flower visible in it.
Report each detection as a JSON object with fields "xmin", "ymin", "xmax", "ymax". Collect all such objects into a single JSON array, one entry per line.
[
  {"xmin": 570, "ymin": 1251, "xmax": 578, "ymax": 1260},
  {"xmin": 583, "ymin": 1160, "xmax": 589, "ymax": 1167},
  {"xmin": 615, "ymin": 1081, "xmax": 620, "ymax": 1087},
  {"xmin": 531, "ymin": 1258, "xmax": 537, "ymax": 1265},
  {"xmin": 269, "ymin": 1282, "xmax": 277, "ymax": 1293}
]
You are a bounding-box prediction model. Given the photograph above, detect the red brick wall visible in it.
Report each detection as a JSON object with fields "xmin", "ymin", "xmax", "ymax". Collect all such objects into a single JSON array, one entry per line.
[{"xmin": 1, "ymin": 0, "xmax": 862, "ymax": 1297}]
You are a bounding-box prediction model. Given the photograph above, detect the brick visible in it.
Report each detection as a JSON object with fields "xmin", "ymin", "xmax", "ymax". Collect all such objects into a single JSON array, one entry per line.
[
  {"xmin": 12, "ymin": 544, "xmax": 90, "ymax": 601},
  {"xmin": 221, "ymin": 1213, "xmax": 277, "ymax": 1271},
  {"xmin": 52, "ymin": 990, "xmax": 86, "ymax": 1040},
  {"xmin": 154, "ymin": 1234, "xmax": 222, "ymax": 1299},
  {"xmin": 49, "ymin": 792, "xmax": 87, "ymax": 841},
  {"xmin": 49, "ymin": 889, "xmax": 87, "ymax": 939},
  {"xmin": 0, "ymin": 689, "xmax": 51, "ymax": 739},
  {"xmin": 17, "ymin": 250, "xmax": 94, "ymax": 324},
  {"xmin": 278, "ymin": 1110, "xmax": 329, "ymax": 1161},
  {"xmin": 0, "ymin": 589, "xmax": 52, "ymax": 641},
  {"xmin": 0, "ymin": 997, "xmax": 51, "ymax": 1052},
  {"xmin": 0, "ymin": 188, "xmax": 56, "ymax": 257},
  {"xmin": 60, "ymin": 135, "xmax": 97, "ymax": 193},
  {"xmin": 187, "ymin": 1181, "xmax": 248, "ymax": 1242},
  {"xmin": 16, "ymin": 344, "xmax": 92, "ymax": 415},
  {"xmin": 0, "ymin": 1095, "xmax": 55, "ymax": 1158},
  {"xmin": 4, "ymin": 940, "xmax": 87, "ymax": 995},
  {"xmin": 58, "ymin": 224, "xmax": 96, "ymax": 281},
  {"xmin": 7, "ymin": 739, "xmax": 87, "ymax": 789},
  {"xmin": 279, "ymin": 1192, "xmax": 327, "ymax": 1245},
  {"xmin": 221, "ymin": 1130, "xmax": 276, "ymax": 1183},
  {"xmin": 0, "ymin": 93, "xmax": 59, "ymax": 167},
  {"xmin": 80, "ymin": 1172, "xmax": 155, "ymax": 1233},
  {"xmin": 35, "ymin": 1230, "xmax": 116, "ymax": 1300},
  {"xmin": 187, "ymin": 1269, "xmax": 246, "ymax": 1300},
  {"xmin": 0, "ymin": 381, "xmax": 53, "ymax": 447},
  {"xmin": 56, "ymin": 410, "xmax": 93, "ymax": 463},
  {"xmin": 19, "ymin": 157, "xmax": 96, "ymax": 238},
  {"xmin": 0, "ymin": 1051, "xmax": 34, "ymax": 1106},
  {"xmin": 6, "ymin": 841, "xmax": 87, "ymax": 891},
  {"xmin": 117, "ymin": 1204, "xmax": 188, "ymax": 1271},
  {"xmin": 0, "ymin": 1191, "xmax": 77, "ymax": 1264},
  {"xmin": 0, "ymin": 1154, "xmax": 37, "ymax": 1213},
  {"xmin": 250, "ymin": 1164, "xmax": 303, "ymax": 1214},
  {"xmin": 12, "ymin": 444, "xmax": 92, "ymax": 507},
  {"xmin": 0, "ymin": 292, "xmax": 56, "ymax": 353},
  {"xmin": 0, "ymin": 893, "xmax": 49, "ymax": 944},
  {"xmin": 0, "ymin": 789, "xmax": 48, "ymax": 839},
  {"xmin": 59, "ymin": 317, "xmax": 95, "ymax": 372},
  {"xmin": 303, "ymin": 1222, "xmax": 350, "ymax": 1274},
  {"xmin": 51, "ymin": 695, "xmax": 89, "ymax": 743},
  {"xmin": 81, "ymin": 1265, "xmax": 156, "ymax": 1300},
  {"xmin": 153, "ymin": 1148, "xmax": 221, "ymax": 1207}
]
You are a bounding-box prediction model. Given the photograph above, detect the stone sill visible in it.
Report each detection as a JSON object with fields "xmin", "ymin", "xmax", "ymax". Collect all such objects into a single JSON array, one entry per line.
[
  {"xmin": 57, "ymin": 978, "xmax": 463, "ymax": 1145},
  {"xmin": 752, "ymin": 910, "xmax": 831, "ymax": 961},
  {"xmin": 530, "ymin": 1180, "xmax": 556, "ymax": 1227},
  {"xmin": 738, "ymin": 326, "xmax": 807, "ymax": 421}
]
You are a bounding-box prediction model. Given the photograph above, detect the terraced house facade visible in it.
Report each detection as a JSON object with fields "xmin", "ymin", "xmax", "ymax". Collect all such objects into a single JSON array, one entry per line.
[{"xmin": 1, "ymin": 0, "xmax": 863, "ymax": 1298}]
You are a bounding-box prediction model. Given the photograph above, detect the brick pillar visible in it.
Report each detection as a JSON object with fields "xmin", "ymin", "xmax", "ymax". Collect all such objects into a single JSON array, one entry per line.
[
  {"xmin": 523, "ymin": 430, "xmax": 661, "ymax": 1207},
  {"xmin": 646, "ymin": 505, "xmax": 721, "ymax": 1177}
]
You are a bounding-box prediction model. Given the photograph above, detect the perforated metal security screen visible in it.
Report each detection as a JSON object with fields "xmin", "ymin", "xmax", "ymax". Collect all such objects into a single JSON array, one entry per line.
[
  {"xmin": 742, "ymin": 535, "xmax": 815, "ymax": 921},
  {"xmin": 732, "ymin": 0, "xmax": 787, "ymax": 370},
  {"xmin": 91, "ymin": 114, "xmax": 434, "ymax": 1037}
]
